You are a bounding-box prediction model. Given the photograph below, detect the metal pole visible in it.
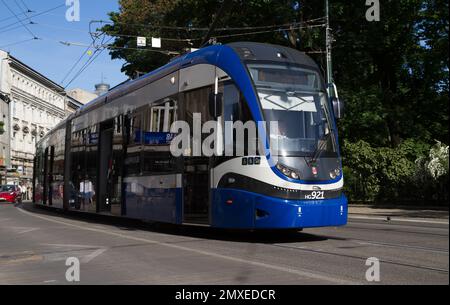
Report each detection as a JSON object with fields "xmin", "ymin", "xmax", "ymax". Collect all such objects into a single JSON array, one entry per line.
[
  {"xmin": 325, "ymin": 0, "xmax": 334, "ymax": 96},
  {"xmin": 200, "ymin": 0, "xmax": 232, "ymax": 47}
]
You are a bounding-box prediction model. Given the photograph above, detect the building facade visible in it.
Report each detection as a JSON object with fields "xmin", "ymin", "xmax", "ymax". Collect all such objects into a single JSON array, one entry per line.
[
  {"xmin": 67, "ymin": 88, "xmax": 98, "ymax": 105},
  {"xmin": 0, "ymin": 49, "xmax": 82, "ymax": 189}
]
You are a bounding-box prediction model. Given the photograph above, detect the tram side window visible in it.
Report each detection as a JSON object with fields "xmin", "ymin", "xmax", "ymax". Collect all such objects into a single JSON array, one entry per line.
[
  {"xmin": 51, "ymin": 128, "xmax": 65, "ymax": 205},
  {"xmin": 184, "ymin": 86, "xmax": 213, "ymax": 143},
  {"xmin": 69, "ymin": 129, "xmax": 87, "ymax": 209},
  {"xmin": 220, "ymin": 82, "xmax": 257, "ymax": 156},
  {"xmin": 113, "ymin": 115, "xmax": 124, "ymax": 142},
  {"xmin": 53, "ymin": 129, "xmax": 66, "ymax": 179},
  {"xmin": 85, "ymin": 125, "xmax": 98, "ymax": 210},
  {"xmin": 148, "ymin": 99, "xmax": 178, "ymax": 133},
  {"xmin": 142, "ymin": 98, "xmax": 178, "ymax": 174},
  {"xmin": 130, "ymin": 112, "xmax": 142, "ymax": 145},
  {"xmin": 125, "ymin": 110, "xmax": 143, "ymax": 176},
  {"xmin": 223, "ymin": 82, "xmax": 240, "ymax": 123},
  {"xmin": 110, "ymin": 116, "xmax": 124, "ymax": 209}
]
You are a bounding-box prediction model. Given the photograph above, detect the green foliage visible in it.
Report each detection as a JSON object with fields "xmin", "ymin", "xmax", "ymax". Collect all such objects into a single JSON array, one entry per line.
[
  {"xmin": 343, "ymin": 139, "xmax": 448, "ymax": 203},
  {"xmin": 414, "ymin": 141, "xmax": 449, "ymax": 201},
  {"xmin": 103, "ymin": 0, "xmax": 304, "ymax": 77}
]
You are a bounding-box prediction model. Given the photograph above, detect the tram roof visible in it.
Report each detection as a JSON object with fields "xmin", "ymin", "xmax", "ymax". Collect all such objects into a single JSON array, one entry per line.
[{"xmin": 72, "ymin": 42, "xmax": 316, "ymax": 116}]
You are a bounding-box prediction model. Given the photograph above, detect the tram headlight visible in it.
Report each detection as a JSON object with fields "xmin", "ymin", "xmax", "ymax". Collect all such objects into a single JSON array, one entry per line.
[
  {"xmin": 282, "ymin": 168, "xmax": 290, "ymax": 176},
  {"xmin": 276, "ymin": 163, "xmax": 284, "ymax": 172},
  {"xmin": 330, "ymin": 169, "xmax": 341, "ymax": 179},
  {"xmin": 335, "ymin": 168, "xmax": 341, "ymax": 177},
  {"xmin": 276, "ymin": 163, "xmax": 300, "ymax": 180},
  {"xmin": 290, "ymin": 171, "xmax": 299, "ymax": 180}
]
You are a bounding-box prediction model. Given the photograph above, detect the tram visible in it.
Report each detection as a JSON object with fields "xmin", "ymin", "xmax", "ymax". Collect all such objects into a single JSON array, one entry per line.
[{"xmin": 33, "ymin": 42, "xmax": 347, "ymax": 229}]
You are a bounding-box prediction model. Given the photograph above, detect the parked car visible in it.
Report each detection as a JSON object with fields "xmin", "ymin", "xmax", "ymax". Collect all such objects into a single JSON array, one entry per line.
[{"xmin": 0, "ymin": 185, "xmax": 22, "ymax": 203}]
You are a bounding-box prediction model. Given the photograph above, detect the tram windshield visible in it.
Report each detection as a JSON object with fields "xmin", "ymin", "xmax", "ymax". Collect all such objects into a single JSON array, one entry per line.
[{"xmin": 248, "ymin": 63, "xmax": 337, "ymax": 157}]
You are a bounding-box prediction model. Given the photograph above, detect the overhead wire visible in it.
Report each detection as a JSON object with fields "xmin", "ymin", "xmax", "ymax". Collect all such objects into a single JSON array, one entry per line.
[
  {"xmin": 18, "ymin": 0, "xmax": 31, "ymax": 11},
  {"xmin": 63, "ymin": 36, "xmax": 114, "ymax": 88},
  {"xmin": 0, "ymin": 22, "xmax": 33, "ymax": 35},
  {"xmin": 13, "ymin": 0, "xmax": 32, "ymax": 23},
  {"xmin": 63, "ymin": 48, "xmax": 102, "ymax": 88},
  {"xmin": 0, "ymin": 37, "xmax": 37, "ymax": 48},
  {"xmin": 39, "ymin": 20, "xmax": 326, "ymax": 57},
  {"xmin": 0, "ymin": 0, "xmax": 36, "ymax": 38},
  {"xmin": 1, "ymin": 8, "xmax": 328, "ymax": 85},
  {"xmin": 0, "ymin": 3, "xmax": 65, "ymax": 31},
  {"xmin": 92, "ymin": 16, "xmax": 326, "ymax": 32},
  {"xmin": 0, "ymin": 10, "xmax": 30, "ymax": 24},
  {"xmin": 60, "ymin": 43, "xmax": 95, "ymax": 85},
  {"xmin": 96, "ymin": 22, "xmax": 326, "ymax": 45}
]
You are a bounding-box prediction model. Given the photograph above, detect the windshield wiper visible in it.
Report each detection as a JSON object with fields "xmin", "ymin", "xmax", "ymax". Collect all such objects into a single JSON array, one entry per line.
[
  {"xmin": 308, "ymin": 132, "xmax": 332, "ymax": 164},
  {"xmin": 286, "ymin": 89, "xmax": 326, "ymax": 95}
]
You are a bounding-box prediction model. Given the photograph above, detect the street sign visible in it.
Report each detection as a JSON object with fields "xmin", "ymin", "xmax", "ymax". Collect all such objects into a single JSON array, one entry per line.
[
  {"xmin": 137, "ymin": 37, "xmax": 147, "ymax": 47},
  {"xmin": 151, "ymin": 37, "xmax": 161, "ymax": 48}
]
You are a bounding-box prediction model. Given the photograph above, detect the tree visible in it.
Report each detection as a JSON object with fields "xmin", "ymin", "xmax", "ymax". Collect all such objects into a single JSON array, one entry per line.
[
  {"xmin": 102, "ymin": 0, "xmax": 448, "ymax": 148},
  {"xmin": 102, "ymin": 0, "xmax": 312, "ymax": 77}
]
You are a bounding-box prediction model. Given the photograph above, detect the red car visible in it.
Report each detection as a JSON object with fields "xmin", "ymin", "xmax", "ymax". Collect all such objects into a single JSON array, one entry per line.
[{"xmin": 0, "ymin": 185, "xmax": 22, "ymax": 203}]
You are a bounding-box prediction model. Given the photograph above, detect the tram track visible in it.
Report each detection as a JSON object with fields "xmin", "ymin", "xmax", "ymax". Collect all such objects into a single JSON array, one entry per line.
[
  {"xmin": 323, "ymin": 235, "xmax": 449, "ymax": 254},
  {"xmin": 270, "ymin": 243, "xmax": 449, "ymax": 274},
  {"xmin": 343, "ymin": 222, "xmax": 449, "ymax": 238}
]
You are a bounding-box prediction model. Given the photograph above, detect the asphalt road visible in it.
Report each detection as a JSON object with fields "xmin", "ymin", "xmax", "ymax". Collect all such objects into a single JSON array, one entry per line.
[{"xmin": 0, "ymin": 202, "xmax": 448, "ymax": 285}]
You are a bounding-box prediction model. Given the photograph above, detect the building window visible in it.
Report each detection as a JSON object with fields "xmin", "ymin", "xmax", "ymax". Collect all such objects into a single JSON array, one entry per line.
[{"xmin": 12, "ymin": 101, "xmax": 16, "ymax": 117}]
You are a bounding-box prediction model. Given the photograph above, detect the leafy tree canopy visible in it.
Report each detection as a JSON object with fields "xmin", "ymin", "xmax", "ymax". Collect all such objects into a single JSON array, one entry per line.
[{"xmin": 102, "ymin": 0, "xmax": 448, "ymax": 148}]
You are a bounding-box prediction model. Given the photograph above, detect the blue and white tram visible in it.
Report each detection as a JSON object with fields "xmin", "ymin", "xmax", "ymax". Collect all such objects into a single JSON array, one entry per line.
[{"xmin": 33, "ymin": 42, "xmax": 347, "ymax": 229}]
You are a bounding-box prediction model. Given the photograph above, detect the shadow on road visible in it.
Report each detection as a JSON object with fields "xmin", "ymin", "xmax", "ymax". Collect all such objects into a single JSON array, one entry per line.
[{"xmin": 16, "ymin": 203, "xmax": 328, "ymax": 244}]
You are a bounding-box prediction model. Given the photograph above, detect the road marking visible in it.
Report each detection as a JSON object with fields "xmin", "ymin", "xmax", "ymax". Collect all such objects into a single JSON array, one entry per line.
[
  {"xmin": 349, "ymin": 215, "xmax": 449, "ymax": 225},
  {"xmin": 82, "ymin": 248, "xmax": 107, "ymax": 263},
  {"xmin": 17, "ymin": 207, "xmax": 358, "ymax": 284},
  {"xmin": 42, "ymin": 244, "xmax": 108, "ymax": 263},
  {"xmin": 44, "ymin": 243, "xmax": 101, "ymax": 248},
  {"xmin": 9, "ymin": 226, "xmax": 40, "ymax": 234}
]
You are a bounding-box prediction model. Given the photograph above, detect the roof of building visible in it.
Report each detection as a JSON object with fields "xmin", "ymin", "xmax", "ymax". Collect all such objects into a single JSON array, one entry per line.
[
  {"xmin": 7, "ymin": 53, "xmax": 65, "ymax": 93},
  {"xmin": 1, "ymin": 50, "xmax": 84, "ymax": 108}
]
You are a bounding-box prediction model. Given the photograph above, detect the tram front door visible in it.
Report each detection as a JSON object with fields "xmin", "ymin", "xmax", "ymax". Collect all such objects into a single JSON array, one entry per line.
[{"xmin": 183, "ymin": 158, "xmax": 210, "ymax": 225}]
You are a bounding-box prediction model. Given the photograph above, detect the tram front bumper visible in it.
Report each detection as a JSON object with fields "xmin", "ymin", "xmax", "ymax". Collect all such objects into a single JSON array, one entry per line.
[{"xmin": 212, "ymin": 188, "xmax": 348, "ymax": 229}]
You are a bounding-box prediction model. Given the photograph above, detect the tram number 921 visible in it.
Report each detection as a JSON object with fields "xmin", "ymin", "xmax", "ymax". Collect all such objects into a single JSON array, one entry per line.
[{"xmin": 304, "ymin": 191, "xmax": 325, "ymax": 200}]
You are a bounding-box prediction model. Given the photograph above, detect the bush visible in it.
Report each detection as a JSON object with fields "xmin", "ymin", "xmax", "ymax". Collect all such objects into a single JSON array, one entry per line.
[
  {"xmin": 414, "ymin": 141, "xmax": 449, "ymax": 201},
  {"xmin": 342, "ymin": 139, "xmax": 448, "ymax": 205}
]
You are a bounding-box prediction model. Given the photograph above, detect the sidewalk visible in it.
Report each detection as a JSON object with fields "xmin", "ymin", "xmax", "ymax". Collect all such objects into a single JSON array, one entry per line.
[{"xmin": 348, "ymin": 204, "xmax": 449, "ymax": 223}]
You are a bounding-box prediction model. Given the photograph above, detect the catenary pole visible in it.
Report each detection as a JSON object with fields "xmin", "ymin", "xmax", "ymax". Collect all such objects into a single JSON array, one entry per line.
[{"xmin": 325, "ymin": 0, "xmax": 334, "ymax": 97}]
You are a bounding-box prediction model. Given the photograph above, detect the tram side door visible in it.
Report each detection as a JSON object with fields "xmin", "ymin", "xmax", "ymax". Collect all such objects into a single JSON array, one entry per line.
[
  {"xmin": 182, "ymin": 86, "xmax": 214, "ymax": 225},
  {"xmin": 98, "ymin": 120, "xmax": 114, "ymax": 213},
  {"xmin": 41, "ymin": 146, "xmax": 54, "ymax": 206},
  {"xmin": 43, "ymin": 147, "xmax": 48, "ymax": 205},
  {"xmin": 48, "ymin": 146, "xmax": 54, "ymax": 206}
]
